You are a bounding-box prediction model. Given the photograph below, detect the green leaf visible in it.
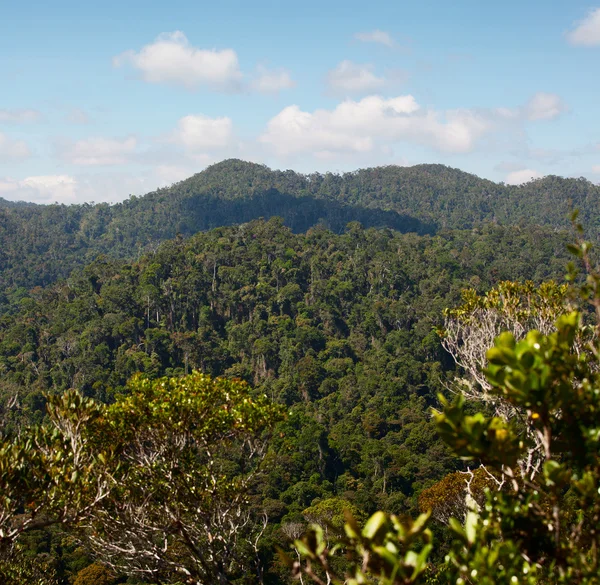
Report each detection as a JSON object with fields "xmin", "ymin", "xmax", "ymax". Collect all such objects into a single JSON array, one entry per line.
[
  {"xmin": 362, "ymin": 511, "xmax": 388, "ymax": 541},
  {"xmin": 465, "ymin": 511, "xmax": 478, "ymax": 545},
  {"xmin": 448, "ymin": 517, "xmax": 467, "ymax": 543}
]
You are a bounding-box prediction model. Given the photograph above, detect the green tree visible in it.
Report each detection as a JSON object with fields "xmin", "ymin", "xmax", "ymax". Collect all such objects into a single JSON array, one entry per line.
[
  {"xmin": 83, "ymin": 373, "xmax": 284, "ymax": 585},
  {"xmin": 1, "ymin": 373, "xmax": 283, "ymax": 585},
  {"xmin": 73, "ymin": 563, "xmax": 116, "ymax": 585},
  {"xmin": 440, "ymin": 279, "xmax": 573, "ymax": 479},
  {"xmin": 0, "ymin": 544, "xmax": 59, "ymax": 585},
  {"xmin": 0, "ymin": 390, "xmax": 116, "ymax": 547}
]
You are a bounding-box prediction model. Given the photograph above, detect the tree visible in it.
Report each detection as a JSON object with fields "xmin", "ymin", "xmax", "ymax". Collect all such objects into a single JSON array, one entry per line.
[
  {"xmin": 0, "ymin": 544, "xmax": 59, "ymax": 585},
  {"xmin": 294, "ymin": 309, "xmax": 600, "ymax": 584},
  {"xmin": 434, "ymin": 307, "xmax": 600, "ymax": 583},
  {"xmin": 440, "ymin": 280, "xmax": 572, "ymax": 479},
  {"xmin": 0, "ymin": 373, "xmax": 283, "ymax": 585},
  {"xmin": 0, "ymin": 390, "xmax": 116, "ymax": 548},
  {"xmin": 73, "ymin": 563, "xmax": 116, "ymax": 585},
  {"xmin": 82, "ymin": 372, "xmax": 283, "ymax": 585},
  {"xmin": 441, "ymin": 279, "xmax": 570, "ymax": 399},
  {"xmin": 418, "ymin": 468, "xmax": 495, "ymax": 525}
]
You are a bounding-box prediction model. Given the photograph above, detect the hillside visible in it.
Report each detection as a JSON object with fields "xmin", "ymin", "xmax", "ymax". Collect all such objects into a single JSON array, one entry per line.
[
  {"xmin": 0, "ymin": 196, "xmax": 35, "ymax": 208},
  {"xmin": 0, "ymin": 178, "xmax": 590, "ymax": 582},
  {"xmin": 0, "ymin": 217, "xmax": 573, "ymax": 579},
  {"xmin": 0, "ymin": 218, "xmax": 571, "ymax": 492},
  {"xmin": 0, "ymin": 159, "xmax": 598, "ymax": 308}
]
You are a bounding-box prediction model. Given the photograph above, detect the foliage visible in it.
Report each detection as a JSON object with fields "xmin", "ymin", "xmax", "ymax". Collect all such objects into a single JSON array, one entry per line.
[
  {"xmin": 73, "ymin": 562, "xmax": 116, "ymax": 585},
  {"xmin": 0, "ymin": 373, "xmax": 283, "ymax": 585},
  {"xmin": 434, "ymin": 311, "xmax": 600, "ymax": 583},
  {"xmin": 302, "ymin": 497, "xmax": 367, "ymax": 533},
  {"xmin": 293, "ymin": 233, "xmax": 600, "ymax": 584},
  {"xmin": 440, "ymin": 279, "xmax": 580, "ymax": 479},
  {"xmin": 84, "ymin": 372, "xmax": 284, "ymax": 584},
  {"xmin": 0, "ymin": 389, "xmax": 115, "ymax": 546},
  {"xmin": 1, "ymin": 164, "xmax": 594, "ymax": 584},
  {"xmin": 441, "ymin": 279, "xmax": 571, "ymax": 396},
  {"xmin": 2, "ymin": 159, "xmax": 597, "ymax": 314},
  {"xmin": 417, "ymin": 468, "xmax": 495, "ymax": 524},
  {"xmin": 282, "ymin": 510, "xmax": 432, "ymax": 585},
  {"xmin": 0, "ymin": 217, "xmax": 575, "ymax": 582},
  {"xmin": 0, "ymin": 544, "xmax": 59, "ymax": 585}
]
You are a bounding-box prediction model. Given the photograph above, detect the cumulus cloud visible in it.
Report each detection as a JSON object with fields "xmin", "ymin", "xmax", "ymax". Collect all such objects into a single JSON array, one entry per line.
[
  {"xmin": 524, "ymin": 92, "xmax": 568, "ymax": 121},
  {"xmin": 0, "ymin": 169, "xmax": 183, "ymax": 205},
  {"xmin": 250, "ymin": 65, "xmax": 295, "ymax": 94},
  {"xmin": 326, "ymin": 61, "xmax": 386, "ymax": 95},
  {"xmin": 567, "ymin": 8, "xmax": 600, "ymax": 46},
  {"xmin": 259, "ymin": 95, "xmax": 491, "ymax": 157},
  {"xmin": 58, "ymin": 136, "xmax": 137, "ymax": 166},
  {"xmin": 354, "ymin": 30, "xmax": 395, "ymax": 48},
  {"xmin": 113, "ymin": 31, "xmax": 243, "ymax": 91},
  {"xmin": 169, "ymin": 114, "xmax": 234, "ymax": 151},
  {"xmin": 505, "ymin": 169, "xmax": 544, "ymax": 185},
  {"xmin": 0, "ymin": 132, "xmax": 31, "ymax": 159},
  {"xmin": 0, "ymin": 175, "xmax": 78, "ymax": 203},
  {"xmin": 0, "ymin": 109, "xmax": 42, "ymax": 123},
  {"xmin": 495, "ymin": 92, "xmax": 567, "ymax": 122}
]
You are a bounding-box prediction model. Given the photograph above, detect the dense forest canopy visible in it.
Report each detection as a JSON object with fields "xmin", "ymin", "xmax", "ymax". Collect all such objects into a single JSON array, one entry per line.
[
  {"xmin": 1, "ymin": 160, "xmax": 598, "ymax": 583},
  {"xmin": 0, "ymin": 213, "xmax": 574, "ymax": 581},
  {"xmin": 1, "ymin": 159, "xmax": 599, "ymax": 312}
]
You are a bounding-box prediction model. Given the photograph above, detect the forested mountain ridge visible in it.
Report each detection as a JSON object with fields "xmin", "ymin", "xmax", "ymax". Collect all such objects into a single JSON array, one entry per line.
[
  {"xmin": 0, "ymin": 219, "xmax": 571, "ymax": 409},
  {"xmin": 0, "ymin": 165, "xmax": 594, "ymax": 582},
  {"xmin": 1, "ymin": 159, "xmax": 598, "ymax": 308},
  {"xmin": 0, "ymin": 196, "xmax": 34, "ymax": 208}
]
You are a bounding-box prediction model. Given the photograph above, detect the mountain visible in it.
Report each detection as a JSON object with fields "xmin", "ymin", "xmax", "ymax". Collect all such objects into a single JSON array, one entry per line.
[
  {"xmin": 0, "ymin": 159, "xmax": 598, "ymax": 307},
  {"xmin": 0, "ymin": 196, "xmax": 35, "ymax": 208},
  {"xmin": 0, "ymin": 166, "xmax": 590, "ymax": 582}
]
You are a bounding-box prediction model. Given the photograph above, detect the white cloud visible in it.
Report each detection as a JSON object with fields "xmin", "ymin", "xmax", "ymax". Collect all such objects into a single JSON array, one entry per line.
[
  {"xmin": 0, "ymin": 160, "xmax": 216, "ymax": 205},
  {"xmin": 505, "ymin": 169, "xmax": 544, "ymax": 185},
  {"xmin": 326, "ymin": 61, "xmax": 386, "ymax": 95},
  {"xmin": 567, "ymin": 8, "xmax": 600, "ymax": 46},
  {"xmin": 169, "ymin": 114, "xmax": 234, "ymax": 151},
  {"xmin": 66, "ymin": 108, "xmax": 90, "ymax": 124},
  {"xmin": 58, "ymin": 136, "xmax": 137, "ymax": 166},
  {"xmin": 495, "ymin": 92, "xmax": 567, "ymax": 122},
  {"xmin": 354, "ymin": 30, "xmax": 395, "ymax": 48},
  {"xmin": 0, "ymin": 109, "xmax": 42, "ymax": 123},
  {"xmin": 0, "ymin": 175, "xmax": 78, "ymax": 203},
  {"xmin": 524, "ymin": 92, "xmax": 567, "ymax": 121},
  {"xmin": 259, "ymin": 95, "xmax": 491, "ymax": 157},
  {"xmin": 250, "ymin": 65, "xmax": 295, "ymax": 94},
  {"xmin": 0, "ymin": 132, "xmax": 31, "ymax": 159},
  {"xmin": 0, "ymin": 170, "xmax": 174, "ymax": 204},
  {"xmin": 113, "ymin": 31, "xmax": 242, "ymax": 91},
  {"xmin": 593, "ymin": 165, "xmax": 600, "ymax": 174}
]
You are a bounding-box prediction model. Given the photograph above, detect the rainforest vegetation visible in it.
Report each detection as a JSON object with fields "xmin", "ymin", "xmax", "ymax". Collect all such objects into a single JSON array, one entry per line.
[
  {"xmin": 1, "ymin": 161, "xmax": 599, "ymax": 584},
  {"xmin": 2, "ymin": 159, "xmax": 599, "ymax": 311}
]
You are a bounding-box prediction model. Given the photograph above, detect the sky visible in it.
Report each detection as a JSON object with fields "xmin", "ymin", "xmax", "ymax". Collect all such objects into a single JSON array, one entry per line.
[{"xmin": 1, "ymin": 0, "xmax": 600, "ymax": 204}]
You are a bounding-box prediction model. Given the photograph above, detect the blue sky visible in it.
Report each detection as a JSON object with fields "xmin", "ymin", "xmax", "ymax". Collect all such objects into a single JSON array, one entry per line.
[{"xmin": 1, "ymin": 0, "xmax": 599, "ymax": 203}]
